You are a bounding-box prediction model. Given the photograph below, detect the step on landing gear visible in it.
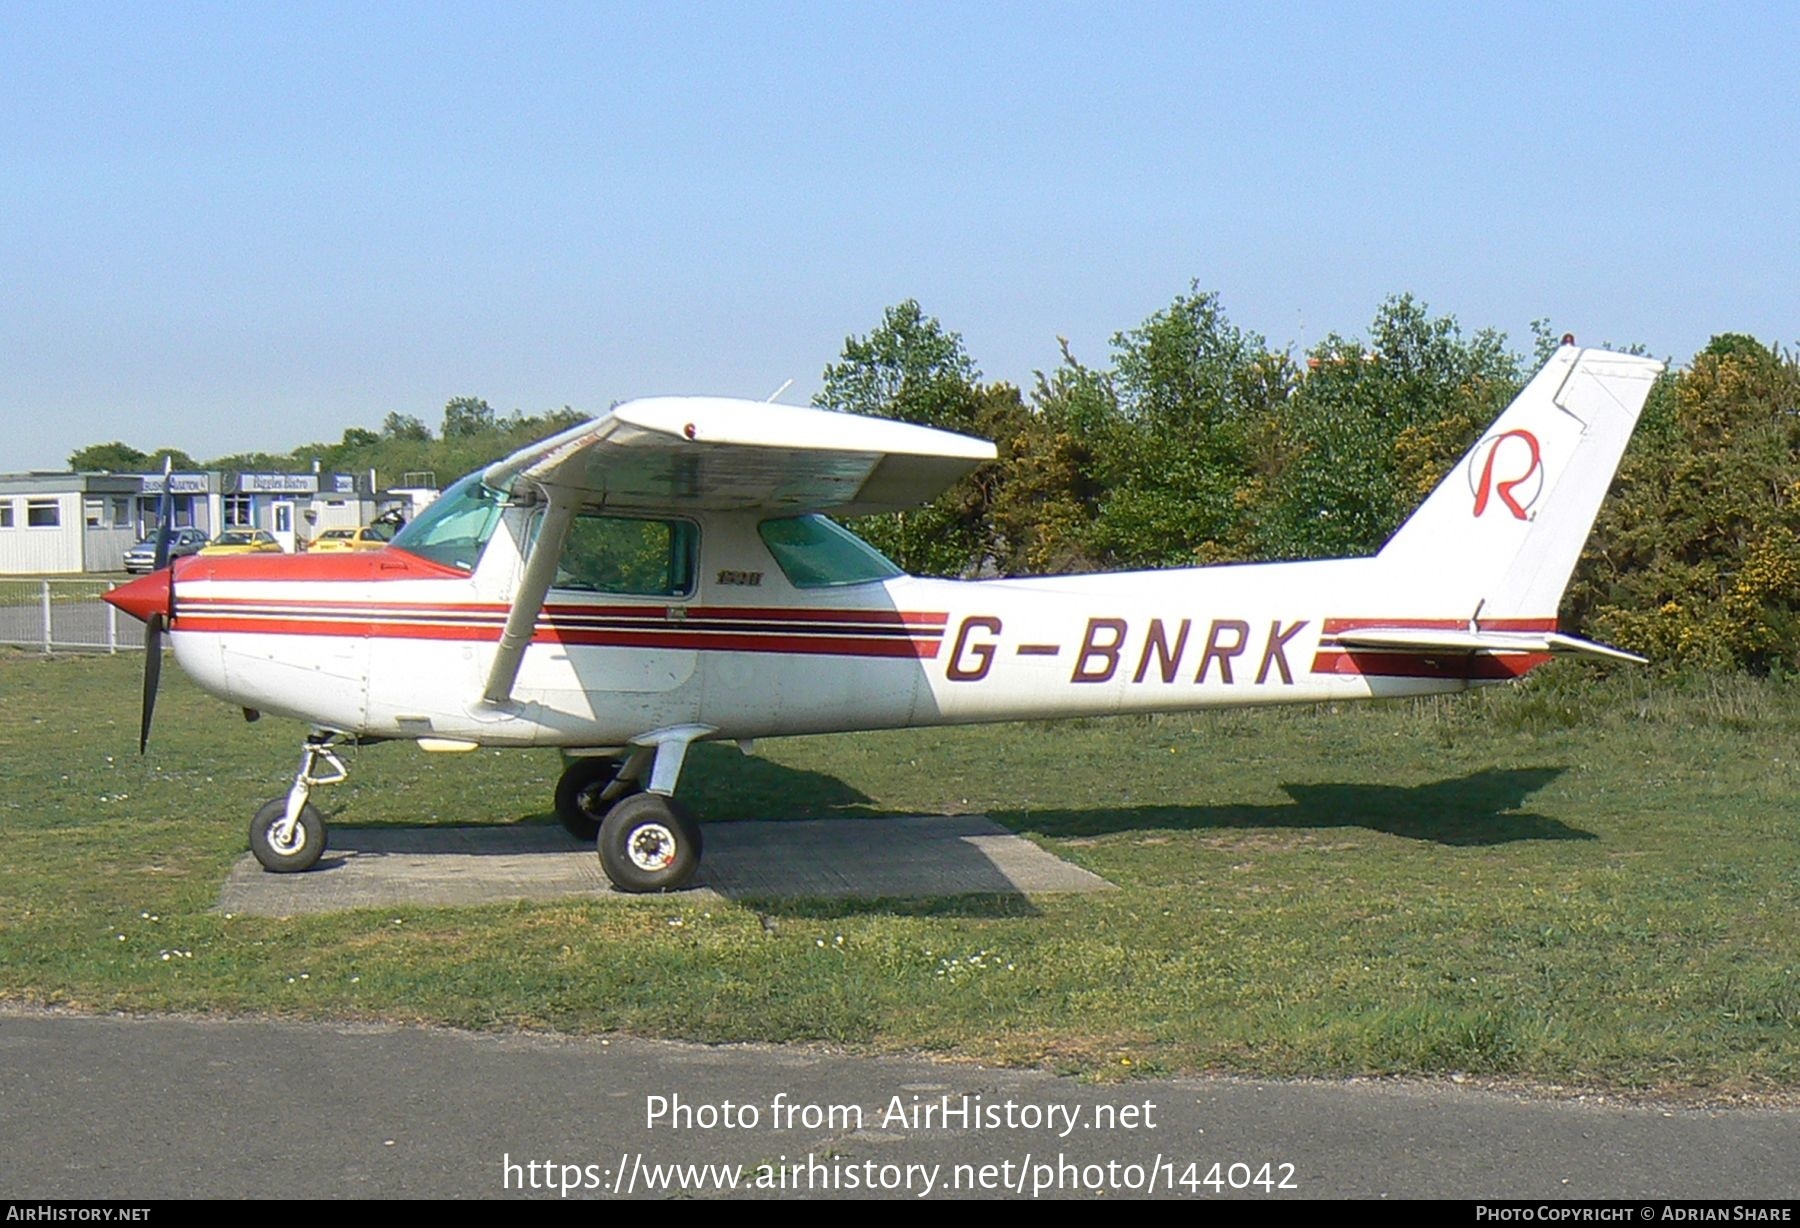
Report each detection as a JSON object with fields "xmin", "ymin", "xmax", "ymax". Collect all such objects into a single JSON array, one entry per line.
[{"xmin": 249, "ymin": 731, "xmax": 347, "ymax": 873}]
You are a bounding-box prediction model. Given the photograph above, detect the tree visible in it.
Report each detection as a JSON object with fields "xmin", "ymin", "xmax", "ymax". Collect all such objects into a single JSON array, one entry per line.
[
  {"xmin": 991, "ymin": 339, "xmax": 1120, "ymax": 574},
  {"xmin": 68, "ymin": 441, "xmax": 199, "ymax": 472},
  {"xmin": 818, "ymin": 300, "xmax": 980, "ymax": 430},
  {"xmin": 538, "ymin": 405, "xmax": 588, "ymax": 433},
  {"xmin": 1090, "ymin": 286, "xmax": 1289, "ymax": 567},
  {"xmin": 442, "ymin": 396, "xmax": 496, "ymax": 439},
  {"xmin": 815, "ymin": 301, "xmax": 1009, "ymax": 576},
  {"xmin": 1256, "ymin": 294, "xmax": 1522, "ymax": 561},
  {"xmin": 382, "ymin": 412, "xmax": 432, "ymax": 441},
  {"xmin": 1568, "ymin": 336, "xmax": 1800, "ymax": 671},
  {"xmin": 69, "ymin": 441, "xmax": 147, "ymax": 471},
  {"xmin": 144, "ymin": 447, "xmax": 199, "ymax": 471}
]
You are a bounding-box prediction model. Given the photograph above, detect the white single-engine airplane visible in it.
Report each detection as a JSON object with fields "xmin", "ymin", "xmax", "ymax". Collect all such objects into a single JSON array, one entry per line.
[{"xmin": 106, "ymin": 343, "xmax": 1662, "ymax": 891}]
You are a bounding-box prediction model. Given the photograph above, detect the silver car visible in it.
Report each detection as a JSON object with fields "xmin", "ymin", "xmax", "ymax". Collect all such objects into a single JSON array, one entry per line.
[{"xmin": 122, "ymin": 528, "xmax": 209, "ymax": 573}]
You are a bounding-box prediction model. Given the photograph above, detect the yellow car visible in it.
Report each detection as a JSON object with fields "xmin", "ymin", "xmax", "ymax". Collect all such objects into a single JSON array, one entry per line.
[
  {"xmin": 306, "ymin": 522, "xmax": 397, "ymax": 553},
  {"xmin": 199, "ymin": 529, "xmax": 285, "ymax": 556}
]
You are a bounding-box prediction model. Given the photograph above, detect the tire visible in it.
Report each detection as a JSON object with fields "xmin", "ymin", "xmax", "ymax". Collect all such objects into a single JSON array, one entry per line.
[
  {"xmin": 249, "ymin": 797, "xmax": 327, "ymax": 873},
  {"xmin": 553, "ymin": 757, "xmax": 637, "ymax": 842},
  {"xmin": 598, "ymin": 793, "xmax": 701, "ymax": 893}
]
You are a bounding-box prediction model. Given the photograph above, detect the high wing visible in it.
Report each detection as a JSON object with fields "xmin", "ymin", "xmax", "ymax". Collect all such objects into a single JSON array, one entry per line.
[
  {"xmin": 477, "ymin": 397, "xmax": 996, "ymax": 706},
  {"xmin": 482, "ymin": 396, "xmax": 997, "ymax": 515}
]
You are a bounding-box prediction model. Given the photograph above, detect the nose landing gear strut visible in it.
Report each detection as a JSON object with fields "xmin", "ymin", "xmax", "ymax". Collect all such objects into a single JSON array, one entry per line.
[{"xmin": 248, "ymin": 731, "xmax": 348, "ymax": 873}]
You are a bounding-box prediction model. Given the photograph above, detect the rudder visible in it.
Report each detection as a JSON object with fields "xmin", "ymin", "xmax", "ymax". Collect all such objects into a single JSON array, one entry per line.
[{"xmin": 1376, "ymin": 344, "xmax": 1663, "ymax": 621}]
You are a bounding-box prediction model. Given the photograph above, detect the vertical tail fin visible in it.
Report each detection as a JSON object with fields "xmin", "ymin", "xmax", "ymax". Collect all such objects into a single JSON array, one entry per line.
[{"xmin": 1376, "ymin": 344, "xmax": 1663, "ymax": 621}]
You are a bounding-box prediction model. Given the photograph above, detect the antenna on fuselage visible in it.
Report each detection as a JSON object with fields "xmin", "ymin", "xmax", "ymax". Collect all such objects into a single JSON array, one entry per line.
[{"xmin": 765, "ymin": 379, "xmax": 794, "ymax": 403}]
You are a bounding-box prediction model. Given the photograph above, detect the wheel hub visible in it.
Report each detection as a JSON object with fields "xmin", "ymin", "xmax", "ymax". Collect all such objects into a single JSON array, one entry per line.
[
  {"xmin": 626, "ymin": 823, "xmax": 678, "ymax": 872},
  {"xmin": 268, "ymin": 820, "xmax": 307, "ymax": 856}
]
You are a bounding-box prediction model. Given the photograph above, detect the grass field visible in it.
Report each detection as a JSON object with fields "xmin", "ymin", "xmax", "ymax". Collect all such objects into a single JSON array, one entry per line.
[{"xmin": 2, "ymin": 649, "xmax": 1796, "ymax": 1101}]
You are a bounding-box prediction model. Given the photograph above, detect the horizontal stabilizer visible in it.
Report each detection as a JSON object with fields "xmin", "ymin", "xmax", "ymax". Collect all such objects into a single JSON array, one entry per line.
[{"xmin": 1329, "ymin": 626, "xmax": 1646, "ymax": 665}]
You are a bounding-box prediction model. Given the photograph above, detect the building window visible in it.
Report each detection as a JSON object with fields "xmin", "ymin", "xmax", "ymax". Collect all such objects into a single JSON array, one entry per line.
[
  {"xmin": 85, "ymin": 498, "xmax": 105, "ymax": 527},
  {"xmin": 112, "ymin": 497, "xmax": 131, "ymax": 525},
  {"xmin": 224, "ymin": 495, "xmax": 253, "ymax": 528},
  {"xmin": 26, "ymin": 500, "xmax": 60, "ymax": 528},
  {"xmin": 0, "ymin": 501, "xmax": 12, "ymax": 529}
]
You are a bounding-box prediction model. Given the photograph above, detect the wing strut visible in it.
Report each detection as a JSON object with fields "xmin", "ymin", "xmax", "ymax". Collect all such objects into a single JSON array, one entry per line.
[{"xmin": 482, "ymin": 488, "xmax": 579, "ymax": 707}]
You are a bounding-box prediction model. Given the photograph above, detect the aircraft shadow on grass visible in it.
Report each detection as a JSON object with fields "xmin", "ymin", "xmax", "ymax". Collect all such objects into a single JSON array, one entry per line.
[
  {"xmin": 303, "ymin": 745, "xmax": 1043, "ymax": 917},
  {"xmin": 993, "ymin": 766, "xmax": 1586, "ymax": 846},
  {"xmin": 291, "ymin": 759, "xmax": 1577, "ymax": 920}
]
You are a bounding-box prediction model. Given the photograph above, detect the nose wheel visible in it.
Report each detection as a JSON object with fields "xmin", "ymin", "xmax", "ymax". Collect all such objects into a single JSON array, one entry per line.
[
  {"xmin": 249, "ymin": 731, "xmax": 346, "ymax": 873},
  {"xmin": 250, "ymin": 797, "xmax": 326, "ymax": 872},
  {"xmin": 597, "ymin": 793, "xmax": 701, "ymax": 893}
]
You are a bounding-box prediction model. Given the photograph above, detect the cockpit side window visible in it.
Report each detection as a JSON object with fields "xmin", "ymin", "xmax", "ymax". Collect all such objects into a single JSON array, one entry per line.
[{"xmin": 527, "ymin": 510, "xmax": 698, "ymax": 598}]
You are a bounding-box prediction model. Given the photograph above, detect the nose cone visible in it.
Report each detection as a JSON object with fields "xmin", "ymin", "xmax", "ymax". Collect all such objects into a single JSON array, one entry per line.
[{"xmin": 105, "ymin": 568, "xmax": 173, "ymax": 625}]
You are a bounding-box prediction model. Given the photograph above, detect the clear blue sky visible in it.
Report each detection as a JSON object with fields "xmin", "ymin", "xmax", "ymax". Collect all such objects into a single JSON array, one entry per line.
[{"xmin": 4, "ymin": 1, "xmax": 1796, "ymax": 470}]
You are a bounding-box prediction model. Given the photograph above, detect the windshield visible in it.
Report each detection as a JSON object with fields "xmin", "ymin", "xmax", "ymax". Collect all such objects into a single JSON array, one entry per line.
[
  {"xmin": 215, "ymin": 531, "xmax": 255, "ymax": 545},
  {"xmin": 758, "ymin": 515, "xmax": 904, "ymax": 588},
  {"xmin": 389, "ymin": 473, "xmax": 506, "ymax": 572}
]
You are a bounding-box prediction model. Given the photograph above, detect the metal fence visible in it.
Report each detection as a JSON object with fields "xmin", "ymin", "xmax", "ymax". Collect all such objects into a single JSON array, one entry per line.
[{"xmin": 0, "ymin": 578, "xmax": 147, "ymax": 653}]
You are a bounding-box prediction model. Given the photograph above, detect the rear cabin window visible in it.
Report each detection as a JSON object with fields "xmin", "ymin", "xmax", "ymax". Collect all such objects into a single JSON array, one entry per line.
[
  {"xmin": 540, "ymin": 512, "xmax": 697, "ymax": 597},
  {"xmin": 757, "ymin": 515, "xmax": 904, "ymax": 588}
]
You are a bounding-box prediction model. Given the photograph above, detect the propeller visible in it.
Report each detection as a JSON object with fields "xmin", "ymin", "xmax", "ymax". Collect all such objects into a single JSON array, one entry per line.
[{"xmin": 138, "ymin": 459, "xmax": 176, "ymax": 753}]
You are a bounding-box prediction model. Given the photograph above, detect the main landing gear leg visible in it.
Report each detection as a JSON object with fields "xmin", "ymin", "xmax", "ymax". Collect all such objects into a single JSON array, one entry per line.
[
  {"xmin": 593, "ymin": 725, "xmax": 711, "ymax": 894},
  {"xmin": 249, "ymin": 731, "xmax": 347, "ymax": 873},
  {"xmin": 553, "ymin": 754, "xmax": 642, "ymax": 843}
]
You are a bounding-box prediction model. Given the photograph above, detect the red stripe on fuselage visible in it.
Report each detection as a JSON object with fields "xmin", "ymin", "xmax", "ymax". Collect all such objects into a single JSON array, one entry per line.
[
  {"xmin": 1310, "ymin": 649, "xmax": 1551, "ymax": 680},
  {"xmin": 171, "ymin": 614, "xmax": 941, "ymax": 658},
  {"xmin": 175, "ymin": 595, "xmax": 946, "ymax": 630},
  {"xmin": 170, "ymin": 577, "xmax": 949, "ymax": 658}
]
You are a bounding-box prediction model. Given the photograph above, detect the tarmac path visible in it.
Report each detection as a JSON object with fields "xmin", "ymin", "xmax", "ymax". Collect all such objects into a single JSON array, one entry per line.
[{"xmin": 1, "ymin": 1008, "xmax": 1793, "ymax": 1200}]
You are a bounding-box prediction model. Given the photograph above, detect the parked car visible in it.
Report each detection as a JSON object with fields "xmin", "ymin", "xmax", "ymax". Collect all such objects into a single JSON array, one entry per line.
[
  {"xmin": 122, "ymin": 527, "xmax": 210, "ymax": 573},
  {"xmin": 305, "ymin": 521, "xmax": 397, "ymax": 553},
  {"xmin": 198, "ymin": 529, "xmax": 285, "ymax": 556}
]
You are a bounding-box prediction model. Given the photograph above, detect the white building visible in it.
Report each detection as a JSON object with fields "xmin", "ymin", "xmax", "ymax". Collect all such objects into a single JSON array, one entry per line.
[
  {"xmin": 214, "ymin": 470, "xmax": 385, "ymax": 551},
  {"xmin": 0, "ymin": 473, "xmax": 143, "ymax": 574},
  {"xmin": 4, "ymin": 466, "xmax": 397, "ymax": 573}
]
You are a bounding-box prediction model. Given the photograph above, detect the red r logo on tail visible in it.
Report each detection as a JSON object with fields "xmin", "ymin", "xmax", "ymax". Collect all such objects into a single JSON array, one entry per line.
[{"xmin": 1470, "ymin": 429, "xmax": 1543, "ymax": 520}]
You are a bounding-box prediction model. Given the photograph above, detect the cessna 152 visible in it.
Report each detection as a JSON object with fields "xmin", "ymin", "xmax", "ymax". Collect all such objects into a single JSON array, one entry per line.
[{"xmin": 105, "ymin": 342, "xmax": 1661, "ymax": 892}]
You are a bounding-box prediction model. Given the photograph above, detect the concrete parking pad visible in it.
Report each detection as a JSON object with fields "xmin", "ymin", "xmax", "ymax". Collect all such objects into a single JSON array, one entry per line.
[{"xmin": 217, "ymin": 814, "xmax": 1113, "ymax": 916}]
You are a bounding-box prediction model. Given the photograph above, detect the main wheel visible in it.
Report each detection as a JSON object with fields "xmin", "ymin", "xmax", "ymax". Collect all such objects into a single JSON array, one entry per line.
[
  {"xmin": 249, "ymin": 797, "xmax": 326, "ymax": 873},
  {"xmin": 554, "ymin": 756, "xmax": 637, "ymax": 842},
  {"xmin": 597, "ymin": 793, "xmax": 701, "ymax": 893}
]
